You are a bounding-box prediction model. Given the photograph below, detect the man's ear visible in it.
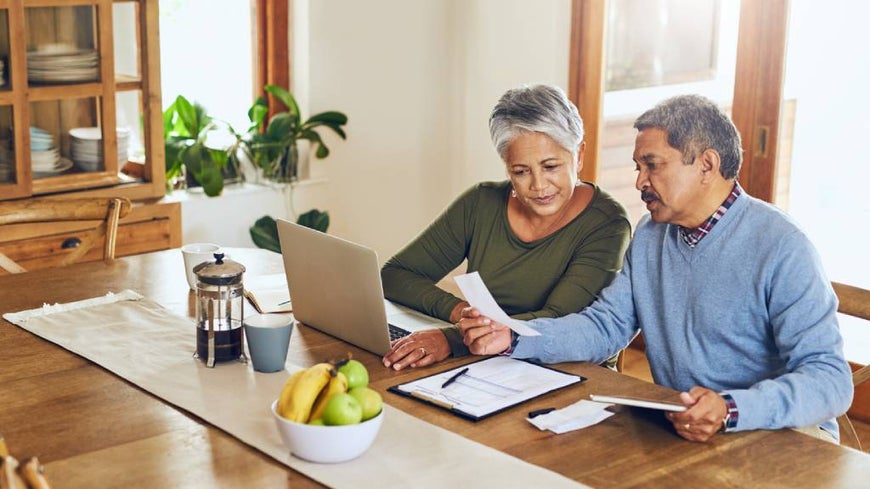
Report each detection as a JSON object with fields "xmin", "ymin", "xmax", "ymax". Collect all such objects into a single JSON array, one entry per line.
[{"xmin": 698, "ymin": 148, "xmax": 721, "ymax": 182}]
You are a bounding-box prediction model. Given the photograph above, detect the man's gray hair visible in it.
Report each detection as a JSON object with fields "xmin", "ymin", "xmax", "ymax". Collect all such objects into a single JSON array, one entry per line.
[
  {"xmin": 634, "ymin": 94, "xmax": 743, "ymax": 179},
  {"xmin": 489, "ymin": 84, "xmax": 584, "ymax": 160}
]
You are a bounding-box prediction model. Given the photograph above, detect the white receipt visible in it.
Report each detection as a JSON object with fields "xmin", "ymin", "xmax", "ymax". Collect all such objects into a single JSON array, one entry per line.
[
  {"xmin": 527, "ymin": 399, "xmax": 615, "ymax": 434},
  {"xmin": 453, "ymin": 272, "xmax": 540, "ymax": 336}
]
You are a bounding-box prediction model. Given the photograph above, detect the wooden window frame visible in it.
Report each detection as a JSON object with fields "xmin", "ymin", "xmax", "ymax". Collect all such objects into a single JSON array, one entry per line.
[
  {"xmin": 254, "ymin": 0, "xmax": 290, "ymax": 119},
  {"xmin": 568, "ymin": 0, "xmax": 789, "ymax": 203}
]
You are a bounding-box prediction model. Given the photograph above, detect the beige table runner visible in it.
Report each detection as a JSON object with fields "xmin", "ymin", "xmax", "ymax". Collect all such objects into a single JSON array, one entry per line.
[{"xmin": 4, "ymin": 292, "xmax": 586, "ymax": 489}]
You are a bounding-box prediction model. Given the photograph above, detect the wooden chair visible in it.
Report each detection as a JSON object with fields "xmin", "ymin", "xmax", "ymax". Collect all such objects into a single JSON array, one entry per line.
[
  {"xmin": 832, "ymin": 281, "xmax": 870, "ymax": 451},
  {"xmin": 0, "ymin": 197, "xmax": 132, "ymax": 274}
]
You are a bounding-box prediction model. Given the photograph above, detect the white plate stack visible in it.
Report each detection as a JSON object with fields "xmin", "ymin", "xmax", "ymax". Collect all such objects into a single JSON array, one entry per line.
[
  {"xmin": 30, "ymin": 126, "xmax": 72, "ymax": 177},
  {"xmin": 27, "ymin": 44, "xmax": 99, "ymax": 84},
  {"xmin": 69, "ymin": 127, "xmax": 129, "ymax": 171}
]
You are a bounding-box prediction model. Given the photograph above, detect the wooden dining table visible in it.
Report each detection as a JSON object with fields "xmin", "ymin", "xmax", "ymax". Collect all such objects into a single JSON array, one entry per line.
[{"xmin": 1, "ymin": 247, "xmax": 869, "ymax": 488}]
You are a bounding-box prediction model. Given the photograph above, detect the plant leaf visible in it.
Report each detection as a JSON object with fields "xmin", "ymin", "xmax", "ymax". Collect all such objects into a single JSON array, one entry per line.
[
  {"xmin": 305, "ymin": 111, "xmax": 348, "ymax": 126},
  {"xmin": 180, "ymin": 142, "xmax": 224, "ymax": 196},
  {"xmin": 174, "ymin": 96, "xmax": 198, "ymax": 135},
  {"xmin": 248, "ymin": 96, "xmax": 269, "ymax": 130},
  {"xmin": 249, "ymin": 216, "xmax": 282, "ymax": 253},
  {"xmin": 265, "ymin": 112, "xmax": 297, "ymax": 141},
  {"xmin": 163, "ymin": 97, "xmax": 178, "ymax": 135},
  {"xmin": 297, "ymin": 209, "xmax": 330, "ymax": 233},
  {"xmin": 299, "ymin": 129, "xmax": 330, "ymax": 159},
  {"xmin": 264, "ymin": 84, "xmax": 301, "ymax": 122},
  {"xmin": 197, "ymin": 165, "xmax": 224, "ymax": 196}
]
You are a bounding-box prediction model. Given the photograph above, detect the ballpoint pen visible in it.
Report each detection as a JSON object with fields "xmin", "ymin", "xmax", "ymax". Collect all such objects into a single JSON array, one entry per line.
[{"xmin": 441, "ymin": 367, "xmax": 469, "ymax": 389}]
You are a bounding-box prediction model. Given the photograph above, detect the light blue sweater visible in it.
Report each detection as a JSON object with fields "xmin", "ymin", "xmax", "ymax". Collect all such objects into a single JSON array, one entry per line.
[{"xmin": 512, "ymin": 192, "xmax": 853, "ymax": 439}]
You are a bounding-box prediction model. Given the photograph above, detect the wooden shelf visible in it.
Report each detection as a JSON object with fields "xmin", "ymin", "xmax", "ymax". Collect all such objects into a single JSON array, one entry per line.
[
  {"xmin": 28, "ymin": 82, "xmax": 104, "ymax": 101},
  {"xmin": 0, "ymin": 0, "xmax": 176, "ymax": 259},
  {"xmin": 115, "ymin": 73, "xmax": 141, "ymax": 91}
]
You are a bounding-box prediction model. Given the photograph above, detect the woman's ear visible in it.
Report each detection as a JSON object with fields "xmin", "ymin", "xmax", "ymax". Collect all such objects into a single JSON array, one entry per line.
[{"xmin": 575, "ymin": 141, "xmax": 586, "ymax": 178}]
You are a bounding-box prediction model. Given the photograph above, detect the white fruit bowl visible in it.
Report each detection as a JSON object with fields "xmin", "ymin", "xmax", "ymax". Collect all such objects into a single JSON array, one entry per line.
[{"xmin": 271, "ymin": 400, "xmax": 384, "ymax": 463}]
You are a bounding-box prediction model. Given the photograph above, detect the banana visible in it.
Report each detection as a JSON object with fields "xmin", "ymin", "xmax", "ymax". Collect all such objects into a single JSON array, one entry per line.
[
  {"xmin": 276, "ymin": 370, "xmax": 305, "ymax": 416},
  {"xmin": 308, "ymin": 371, "xmax": 348, "ymax": 423},
  {"xmin": 280, "ymin": 362, "xmax": 335, "ymax": 423},
  {"xmin": 19, "ymin": 457, "xmax": 50, "ymax": 489}
]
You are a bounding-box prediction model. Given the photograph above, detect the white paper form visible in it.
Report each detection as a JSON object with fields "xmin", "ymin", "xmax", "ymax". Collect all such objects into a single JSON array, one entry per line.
[
  {"xmin": 392, "ymin": 356, "xmax": 581, "ymax": 419},
  {"xmin": 454, "ymin": 271, "xmax": 540, "ymax": 336}
]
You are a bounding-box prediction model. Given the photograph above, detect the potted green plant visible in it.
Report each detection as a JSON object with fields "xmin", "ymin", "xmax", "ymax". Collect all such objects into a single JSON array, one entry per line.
[
  {"xmin": 231, "ymin": 84, "xmax": 348, "ymax": 183},
  {"xmin": 238, "ymin": 84, "xmax": 347, "ymax": 249},
  {"xmin": 163, "ymin": 95, "xmax": 240, "ymax": 196}
]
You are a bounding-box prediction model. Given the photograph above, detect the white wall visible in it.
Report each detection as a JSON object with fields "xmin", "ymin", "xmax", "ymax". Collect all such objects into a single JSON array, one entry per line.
[{"xmin": 292, "ymin": 0, "xmax": 572, "ymax": 263}]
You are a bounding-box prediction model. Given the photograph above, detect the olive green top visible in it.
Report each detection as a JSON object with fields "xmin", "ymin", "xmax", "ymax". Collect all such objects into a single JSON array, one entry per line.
[{"xmin": 382, "ymin": 180, "xmax": 632, "ymax": 357}]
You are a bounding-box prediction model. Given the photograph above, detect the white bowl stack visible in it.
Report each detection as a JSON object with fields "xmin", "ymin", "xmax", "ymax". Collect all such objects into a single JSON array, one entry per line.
[
  {"xmin": 30, "ymin": 126, "xmax": 72, "ymax": 177},
  {"xmin": 69, "ymin": 127, "xmax": 129, "ymax": 171}
]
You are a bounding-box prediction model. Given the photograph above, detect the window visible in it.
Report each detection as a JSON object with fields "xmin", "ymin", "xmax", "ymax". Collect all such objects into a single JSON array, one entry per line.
[{"xmin": 159, "ymin": 0, "xmax": 255, "ymax": 133}]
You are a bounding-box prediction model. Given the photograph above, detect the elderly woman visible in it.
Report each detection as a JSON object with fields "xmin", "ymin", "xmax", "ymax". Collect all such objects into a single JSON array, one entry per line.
[{"xmin": 381, "ymin": 84, "xmax": 631, "ymax": 370}]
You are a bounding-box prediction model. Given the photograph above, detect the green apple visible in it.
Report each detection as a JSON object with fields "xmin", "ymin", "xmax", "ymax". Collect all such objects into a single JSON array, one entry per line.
[
  {"xmin": 321, "ymin": 392, "xmax": 363, "ymax": 426},
  {"xmin": 348, "ymin": 386, "xmax": 383, "ymax": 421},
  {"xmin": 337, "ymin": 359, "xmax": 369, "ymax": 389},
  {"xmin": 308, "ymin": 418, "xmax": 325, "ymax": 426}
]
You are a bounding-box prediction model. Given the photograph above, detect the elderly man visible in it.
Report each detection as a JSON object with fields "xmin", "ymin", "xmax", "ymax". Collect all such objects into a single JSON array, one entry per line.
[{"xmin": 458, "ymin": 94, "xmax": 853, "ymax": 443}]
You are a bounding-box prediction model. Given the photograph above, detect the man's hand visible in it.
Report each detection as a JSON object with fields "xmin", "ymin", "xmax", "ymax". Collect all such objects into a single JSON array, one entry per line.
[
  {"xmin": 456, "ymin": 307, "xmax": 512, "ymax": 355},
  {"xmin": 666, "ymin": 386, "xmax": 728, "ymax": 442}
]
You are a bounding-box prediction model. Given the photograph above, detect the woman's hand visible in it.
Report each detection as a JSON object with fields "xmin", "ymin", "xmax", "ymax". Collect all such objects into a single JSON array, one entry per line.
[
  {"xmin": 382, "ymin": 329, "xmax": 450, "ymax": 370},
  {"xmin": 665, "ymin": 387, "xmax": 728, "ymax": 442},
  {"xmin": 456, "ymin": 307, "xmax": 512, "ymax": 355}
]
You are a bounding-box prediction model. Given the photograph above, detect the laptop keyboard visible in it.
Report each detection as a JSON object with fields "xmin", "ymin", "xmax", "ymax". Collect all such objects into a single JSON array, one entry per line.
[{"xmin": 388, "ymin": 323, "xmax": 411, "ymax": 341}]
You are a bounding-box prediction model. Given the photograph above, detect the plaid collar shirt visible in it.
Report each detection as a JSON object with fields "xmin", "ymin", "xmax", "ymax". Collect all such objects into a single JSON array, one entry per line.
[{"xmin": 679, "ymin": 182, "xmax": 743, "ymax": 248}]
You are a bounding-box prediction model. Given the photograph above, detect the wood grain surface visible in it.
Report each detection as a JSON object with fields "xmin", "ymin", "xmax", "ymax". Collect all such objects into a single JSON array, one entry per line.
[{"xmin": 1, "ymin": 248, "xmax": 868, "ymax": 488}]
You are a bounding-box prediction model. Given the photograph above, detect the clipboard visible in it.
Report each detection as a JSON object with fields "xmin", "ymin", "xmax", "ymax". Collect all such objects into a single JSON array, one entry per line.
[{"xmin": 388, "ymin": 356, "xmax": 585, "ymax": 421}]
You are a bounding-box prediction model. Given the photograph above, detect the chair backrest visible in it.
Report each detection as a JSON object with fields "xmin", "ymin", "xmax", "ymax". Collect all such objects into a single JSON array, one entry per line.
[
  {"xmin": 0, "ymin": 197, "xmax": 132, "ymax": 274},
  {"xmin": 832, "ymin": 281, "xmax": 870, "ymax": 450}
]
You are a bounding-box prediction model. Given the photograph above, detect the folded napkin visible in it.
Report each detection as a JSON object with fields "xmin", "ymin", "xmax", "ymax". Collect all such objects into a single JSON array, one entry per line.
[{"xmin": 527, "ymin": 399, "xmax": 615, "ymax": 434}]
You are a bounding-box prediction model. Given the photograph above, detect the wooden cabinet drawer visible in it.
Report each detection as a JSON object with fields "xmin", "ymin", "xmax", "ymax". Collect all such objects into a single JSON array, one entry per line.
[{"xmin": 0, "ymin": 201, "xmax": 181, "ymax": 274}]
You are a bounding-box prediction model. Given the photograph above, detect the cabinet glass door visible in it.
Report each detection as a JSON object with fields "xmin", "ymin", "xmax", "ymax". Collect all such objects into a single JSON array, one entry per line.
[{"xmin": 0, "ymin": 104, "xmax": 14, "ymax": 184}]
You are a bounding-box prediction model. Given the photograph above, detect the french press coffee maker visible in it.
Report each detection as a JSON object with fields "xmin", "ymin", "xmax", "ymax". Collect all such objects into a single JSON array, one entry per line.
[{"xmin": 193, "ymin": 252, "xmax": 247, "ymax": 367}]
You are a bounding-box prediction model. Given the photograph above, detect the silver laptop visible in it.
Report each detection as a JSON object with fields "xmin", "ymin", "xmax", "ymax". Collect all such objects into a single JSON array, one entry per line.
[{"xmin": 276, "ymin": 219, "xmax": 451, "ymax": 355}]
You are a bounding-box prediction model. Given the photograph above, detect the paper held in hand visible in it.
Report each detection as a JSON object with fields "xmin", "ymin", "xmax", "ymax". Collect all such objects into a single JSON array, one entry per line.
[{"xmin": 453, "ymin": 272, "xmax": 540, "ymax": 336}]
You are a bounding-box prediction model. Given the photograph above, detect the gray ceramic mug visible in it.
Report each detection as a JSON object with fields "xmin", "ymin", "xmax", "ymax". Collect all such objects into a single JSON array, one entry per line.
[{"xmin": 244, "ymin": 314, "xmax": 293, "ymax": 373}]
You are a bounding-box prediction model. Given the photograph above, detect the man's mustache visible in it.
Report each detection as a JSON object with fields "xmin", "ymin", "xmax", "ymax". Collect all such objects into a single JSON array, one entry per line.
[{"xmin": 641, "ymin": 189, "xmax": 658, "ymax": 203}]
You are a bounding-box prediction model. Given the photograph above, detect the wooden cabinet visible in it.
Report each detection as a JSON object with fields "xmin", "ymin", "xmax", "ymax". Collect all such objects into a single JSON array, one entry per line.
[
  {"xmin": 0, "ymin": 0, "xmax": 180, "ymax": 263},
  {"xmin": 0, "ymin": 198, "xmax": 181, "ymax": 274}
]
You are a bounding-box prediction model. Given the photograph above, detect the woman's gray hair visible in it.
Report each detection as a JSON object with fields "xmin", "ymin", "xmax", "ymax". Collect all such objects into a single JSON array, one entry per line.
[
  {"xmin": 489, "ymin": 84, "xmax": 584, "ymax": 161},
  {"xmin": 633, "ymin": 94, "xmax": 743, "ymax": 179}
]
